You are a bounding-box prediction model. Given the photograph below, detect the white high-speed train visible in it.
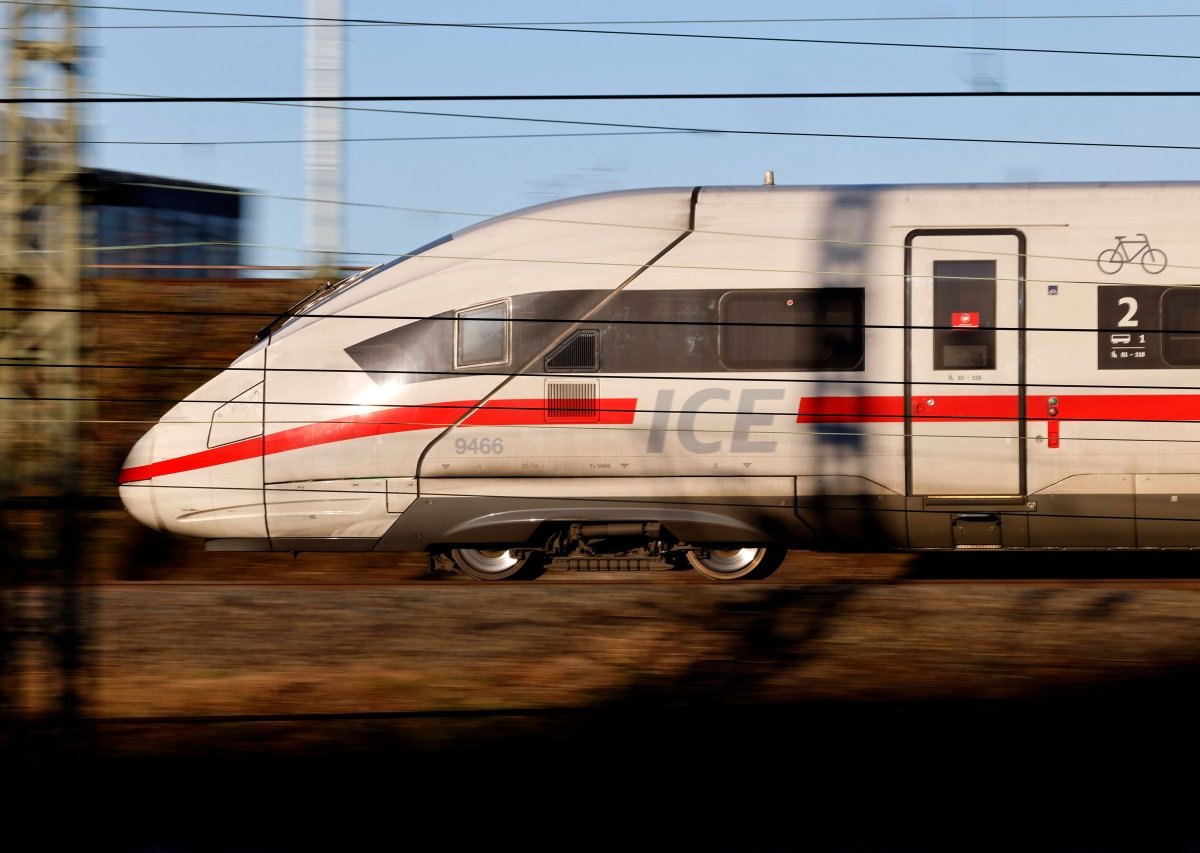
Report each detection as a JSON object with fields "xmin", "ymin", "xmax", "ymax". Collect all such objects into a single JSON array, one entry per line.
[{"xmin": 118, "ymin": 180, "xmax": 1200, "ymax": 579}]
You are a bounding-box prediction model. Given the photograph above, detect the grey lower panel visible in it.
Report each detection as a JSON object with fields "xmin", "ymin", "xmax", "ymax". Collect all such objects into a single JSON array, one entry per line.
[
  {"xmin": 375, "ymin": 494, "xmax": 819, "ymax": 552},
  {"xmin": 1028, "ymin": 494, "xmax": 1135, "ymax": 548},
  {"xmin": 376, "ymin": 492, "xmax": 916, "ymax": 552},
  {"xmin": 1135, "ymin": 493, "xmax": 1200, "ymax": 548},
  {"xmin": 206, "ymin": 538, "xmax": 272, "ymax": 552},
  {"xmin": 906, "ymin": 492, "xmax": 1200, "ymax": 550},
  {"xmin": 907, "ymin": 497, "xmax": 1031, "ymax": 549},
  {"xmin": 206, "ymin": 537, "xmax": 378, "ymax": 553},
  {"xmin": 208, "ymin": 492, "xmax": 1200, "ymax": 554},
  {"xmin": 796, "ymin": 494, "xmax": 908, "ymax": 550}
]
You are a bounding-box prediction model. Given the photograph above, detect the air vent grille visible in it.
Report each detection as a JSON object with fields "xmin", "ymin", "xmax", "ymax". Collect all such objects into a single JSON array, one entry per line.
[
  {"xmin": 545, "ymin": 381, "xmax": 598, "ymax": 422},
  {"xmin": 545, "ymin": 329, "xmax": 599, "ymax": 372}
]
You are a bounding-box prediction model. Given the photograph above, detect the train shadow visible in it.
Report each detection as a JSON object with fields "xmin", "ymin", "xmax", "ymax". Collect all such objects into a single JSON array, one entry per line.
[{"xmin": 902, "ymin": 548, "xmax": 1200, "ymax": 580}]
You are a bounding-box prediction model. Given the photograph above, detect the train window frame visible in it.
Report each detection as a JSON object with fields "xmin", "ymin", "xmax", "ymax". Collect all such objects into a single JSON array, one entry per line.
[
  {"xmin": 932, "ymin": 260, "xmax": 996, "ymax": 371},
  {"xmin": 1161, "ymin": 287, "xmax": 1200, "ymax": 367},
  {"xmin": 455, "ymin": 298, "xmax": 511, "ymax": 368},
  {"xmin": 716, "ymin": 288, "xmax": 865, "ymax": 371}
]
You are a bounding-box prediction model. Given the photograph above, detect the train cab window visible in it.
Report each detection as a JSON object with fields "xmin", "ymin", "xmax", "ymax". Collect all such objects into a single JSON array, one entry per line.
[
  {"xmin": 456, "ymin": 299, "xmax": 509, "ymax": 367},
  {"xmin": 1162, "ymin": 288, "xmax": 1200, "ymax": 366},
  {"xmin": 718, "ymin": 288, "xmax": 864, "ymax": 371},
  {"xmin": 932, "ymin": 260, "xmax": 996, "ymax": 370}
]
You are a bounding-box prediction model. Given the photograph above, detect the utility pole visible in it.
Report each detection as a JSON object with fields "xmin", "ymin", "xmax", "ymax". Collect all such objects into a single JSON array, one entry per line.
[
  {"xmin": 304, "ymin": 0, "xmax": 344, "ymax": 282},
  {"xmin": 0, "ymin": 0, "xmax": 84, "ymax": 503},
  {"xmin": 0, "ymin": 0, "xmax": 87, "ymax": 728}
]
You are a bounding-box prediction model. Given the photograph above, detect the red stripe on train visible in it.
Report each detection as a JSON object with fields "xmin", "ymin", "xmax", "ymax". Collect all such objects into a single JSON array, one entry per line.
[
  {"xmin": 1037, "ymin": 394, "xmax": 1200, "ymax": 422},
  {"xmin": 118, "ymin": 392, "xmax": 1200, "ymax": 484},
  {"xmin": 798, "ymin": 394, "xmax": 1200, "ymax": 423},
  {"xmin": 117, "ymin": 397, "xmax": 638, "ymax": 483},
  {"xmin": 797, "ymin": 395, "xmax": 1020, "ymax": 422},
  {"xmin": 796, "ymin": 395, "xmax": 907, "ymax": 423}
]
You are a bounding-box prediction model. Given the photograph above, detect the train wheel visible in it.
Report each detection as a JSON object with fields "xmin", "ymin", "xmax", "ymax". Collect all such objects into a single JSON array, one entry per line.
[
  {"xmin": 450, "ymin": 548, "xmax": 545, "ymax": 581},
  {"xmin": 685, "ymin": 545, "xmax": 786, "ymax": 581}
]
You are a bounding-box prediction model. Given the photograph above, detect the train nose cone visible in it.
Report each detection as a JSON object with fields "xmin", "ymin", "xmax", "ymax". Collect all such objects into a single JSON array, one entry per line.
[
  {"xmin": 119, "ymin": 480, "xmax": 162, "ymax": 532},
  {"xmin": 117, "ymin": 428, "xmax": 164, "ymax": 532}
]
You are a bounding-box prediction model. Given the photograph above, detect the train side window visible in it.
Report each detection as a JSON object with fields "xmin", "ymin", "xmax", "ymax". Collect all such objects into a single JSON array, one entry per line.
[
  {"xmin": 455, "ymin": 299, "xmax": 510, "ymax": 367},
  {"xmin": 933, "ymin": 260, "xmax": 996, "ymax": 370},
  {"xmin": 718, "ymin": 288, "xmax": 864, "ymax": 371},
  {"xmin": 1162, "ymin": 288, "xmax": 1200, "ymax": 366}
]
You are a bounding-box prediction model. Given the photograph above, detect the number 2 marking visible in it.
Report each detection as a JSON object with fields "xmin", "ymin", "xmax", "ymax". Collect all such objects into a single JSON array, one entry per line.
[{"xmin": 1117, "ymin": 296, "xmax": 1139, "ymax": 328}]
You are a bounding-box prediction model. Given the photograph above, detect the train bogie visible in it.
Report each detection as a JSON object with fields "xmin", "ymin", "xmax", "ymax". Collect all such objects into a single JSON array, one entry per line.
[{"xmin": 118, "ymin": 180, "xmax": 1200, "ymax": 578}]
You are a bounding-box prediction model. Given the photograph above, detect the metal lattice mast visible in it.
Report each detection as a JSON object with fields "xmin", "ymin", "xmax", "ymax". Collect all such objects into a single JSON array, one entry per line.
[
  {"xmin": 304, "ymin": 0, "xmax": 344, "ymax": 281},
  {"xmin": 0, "ymin": 1, "xmax": 85, "ymax": 729},
  {"xmin": 0, "ymin": 0, "xmax": 83, "ymax": 506}
]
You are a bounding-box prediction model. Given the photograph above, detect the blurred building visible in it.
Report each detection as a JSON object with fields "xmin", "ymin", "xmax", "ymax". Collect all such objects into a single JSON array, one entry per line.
[{"xmin": 82, "ymin": 168, "xmax": 244, "ymax": 279}]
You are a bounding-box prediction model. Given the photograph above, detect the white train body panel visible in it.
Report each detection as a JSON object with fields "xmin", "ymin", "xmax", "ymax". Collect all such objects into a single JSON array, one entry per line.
[
  {"xmin": 120, "ymin": 350, "xmax": 268, "ymax": 539},
  {"xmin": 119, "ymin": 181, "xmax": 1200, "ymax": 558}
]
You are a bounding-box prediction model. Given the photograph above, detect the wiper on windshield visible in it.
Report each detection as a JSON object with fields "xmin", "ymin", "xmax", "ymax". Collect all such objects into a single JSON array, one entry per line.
[
  {"xmin": 253, "ymin": 266, "xmax": 376, "ymax": 343},
  {"xmin": 254, "ymin": 281, "xmax": 334, "ymax": 343}
]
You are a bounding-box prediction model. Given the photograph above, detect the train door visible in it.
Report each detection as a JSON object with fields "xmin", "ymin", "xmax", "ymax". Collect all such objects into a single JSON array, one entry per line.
[{"xmin": 906, "ymin": 230, "xmax": 1026, "ymax": 504}]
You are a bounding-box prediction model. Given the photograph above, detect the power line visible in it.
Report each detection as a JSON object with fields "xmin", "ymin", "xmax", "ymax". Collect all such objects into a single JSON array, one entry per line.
[
  {"xmin": 11, "ymin": 90, "xmax": 1200, "ymax": 105},
  {"xmin": 61, "ymin": 206, "xmax": 1200, "ymax": 275},
  {"xmin": 67, "ymin": 126, "xmax": 1200, "ymax": 154},
  {"xmin": 41, "ymin": 85, "xmax": 1200, "ymax": 152},
  {"xmin": 36, "ymin": 4, "xmax": 1200, "ymax": 27},
  {"xmin": 22, "ymin": 82, "xmax": 1190, "ymax": 150},
  {"xmin": 44, "ymin": 5, "xmax": 1200, "ymax": 64},
  {"xmin": 81, "ymin": 130, "xmax": 695, "ymax": 146},
  {"xmin": 11, "ymin": 302, "xmax": 1200, "ymax": 336},
  {"xmin": 73, "ymin": 241, "xmax": 1200, "ymax": 280}
]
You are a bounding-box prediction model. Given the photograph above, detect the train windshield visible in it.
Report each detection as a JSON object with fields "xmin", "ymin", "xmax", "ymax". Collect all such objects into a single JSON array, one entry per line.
[{"xmin": 257, "ymin": 233, "xmax": 454, "ymax": 342}]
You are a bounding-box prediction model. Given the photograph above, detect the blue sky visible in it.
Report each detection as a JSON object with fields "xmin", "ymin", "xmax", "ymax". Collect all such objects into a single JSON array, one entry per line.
[{"xmin": 52, "ymin": 1, "xmax": 1200, "ymax": 273}]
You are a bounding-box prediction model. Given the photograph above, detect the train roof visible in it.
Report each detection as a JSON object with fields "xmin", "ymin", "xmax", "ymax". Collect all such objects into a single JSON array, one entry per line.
[{"xmin": 458, "ymin": 179, "xmax": 1200, "ymax": 234}]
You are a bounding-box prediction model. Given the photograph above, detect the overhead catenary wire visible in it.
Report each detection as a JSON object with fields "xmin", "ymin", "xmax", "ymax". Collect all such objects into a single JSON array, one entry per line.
[
  {"xmin": 24, "ymin": 4, "xmax": 1200, "ymax": 28},
  {"xmin": 67, "ymin": 221, "xmax": 1200, "ymax": 277},
  {"xmin": 35, "ymin": 124, "xmax": 1200, "ymax": 153},
  {"xmin": 36, "ymin": 167, "xmax": 1200, "ymax": 275},
  {"xmin": 0, "ymin": 66, "xmax": 1186, "ymax": 153},
  {"xmin": 21, "ymin": 3, "xmax": 1200, "ymax": 64},
  {"xmin": 48, "ymin": 219, "xmax": 1200, "ymax": 280},
  {"xmin": 11, "ymin": 300, "xmax": 1200, "ymax": 401},
  {"xmin": 14, "ymin": 396, "xmax": 1200, "ymax": 450},
  {"xmin": 14, "ymin": 90, "xmax": 1200, "ymax": 105},
  {"xmin": 16, "ymin": 362, "xmax": 1200, "ymax": 400}
]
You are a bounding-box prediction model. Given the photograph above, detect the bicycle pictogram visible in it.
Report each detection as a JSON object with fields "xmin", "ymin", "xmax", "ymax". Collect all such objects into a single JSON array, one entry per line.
[{"xmin": 1097, "ymin": 233, "xmax": 1167, "ymax": 275}]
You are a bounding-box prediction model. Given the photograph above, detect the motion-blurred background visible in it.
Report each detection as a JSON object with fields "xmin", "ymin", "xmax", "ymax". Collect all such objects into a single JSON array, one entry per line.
[{"xmin": 5, "ymin": 4, "xmax": 1200, "ymax": 849}]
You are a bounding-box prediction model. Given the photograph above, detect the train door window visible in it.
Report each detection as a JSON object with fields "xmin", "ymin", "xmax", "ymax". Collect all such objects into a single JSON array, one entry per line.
[
  {"xmin": 1162, "ymin": 288, "xmax": 1200, "ymax": 366},
  {"xmin": 718, "ymin": 288, "xmax": 864, "ymax": 371},
  {"xmin": 933, "ymin": 260, "xmax": 996, "ymax": 370},
  {"xmin": 456, "ymin": 299, "xmax": 509, "ymax": 367}
]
